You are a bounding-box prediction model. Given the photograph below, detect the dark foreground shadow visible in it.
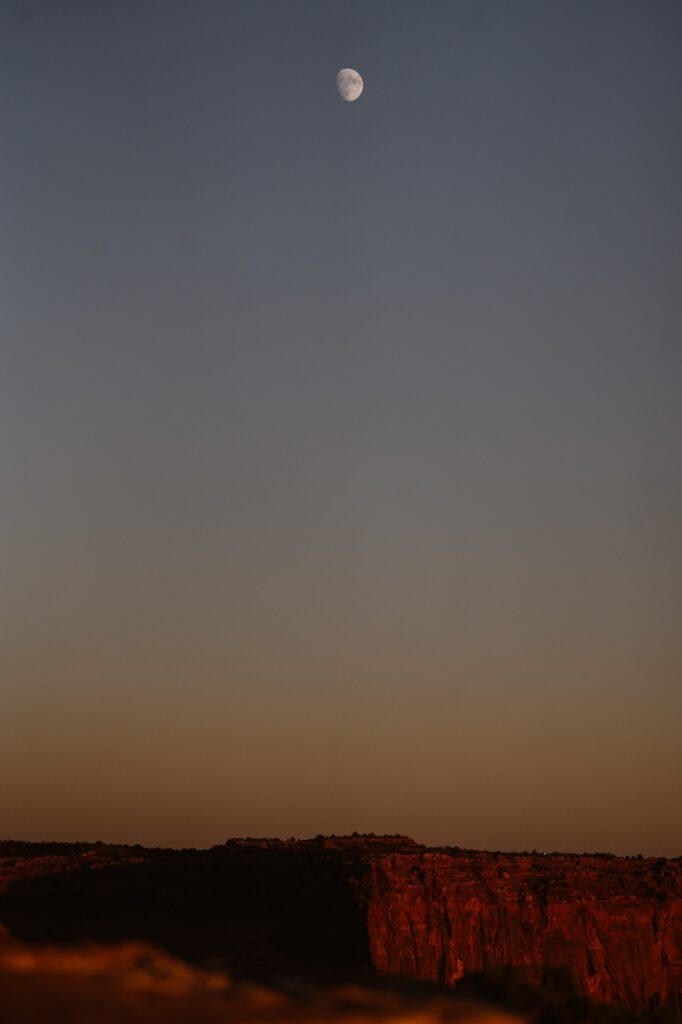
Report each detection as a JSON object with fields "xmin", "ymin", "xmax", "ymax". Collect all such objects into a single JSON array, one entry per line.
[{"xmin": 0, "ymin": 846, "xmax": 370, "ymax": 978}]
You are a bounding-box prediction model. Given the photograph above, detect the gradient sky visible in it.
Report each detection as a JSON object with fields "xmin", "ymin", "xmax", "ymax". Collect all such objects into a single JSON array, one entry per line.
[{"xmin": 2, "ymin": 0, "xmax": 681, "ymax": 856}]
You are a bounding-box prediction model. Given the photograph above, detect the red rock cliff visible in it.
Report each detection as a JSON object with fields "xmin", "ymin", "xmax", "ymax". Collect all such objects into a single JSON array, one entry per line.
[
  {"xmin": 361, "ymin": 849, "xmax": 682, "ymax": 1011},
  {"xmin": 1, "ymin": 838, "xmax": 680, "ymax": 1012}
]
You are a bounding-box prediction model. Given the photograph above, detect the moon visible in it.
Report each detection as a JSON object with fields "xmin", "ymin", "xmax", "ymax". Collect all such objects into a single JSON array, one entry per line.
[{"xmin": 336, "ymin": 68, "xmax": 364, "ymax": 102}]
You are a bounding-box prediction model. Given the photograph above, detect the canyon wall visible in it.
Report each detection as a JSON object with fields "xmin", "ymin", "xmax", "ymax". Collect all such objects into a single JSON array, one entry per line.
[
  {"xmin": 1, "ymin": 837, "xmax": 680, "ymax": 1012},
  {"xmin": 361, "ymin": 848, "xmax": 682, "ymax": 1010}
]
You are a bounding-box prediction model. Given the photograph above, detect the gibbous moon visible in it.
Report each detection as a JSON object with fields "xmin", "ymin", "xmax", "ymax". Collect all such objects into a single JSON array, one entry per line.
[{"xmin": 336, "ymin": 68, "xmax": 364, "ymax": 102}]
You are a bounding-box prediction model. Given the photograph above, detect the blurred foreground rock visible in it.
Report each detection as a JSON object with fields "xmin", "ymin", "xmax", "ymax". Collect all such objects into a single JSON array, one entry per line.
[{"xmin": 0, "ymin": 943, "xmax": 521, "ymax": 1024}]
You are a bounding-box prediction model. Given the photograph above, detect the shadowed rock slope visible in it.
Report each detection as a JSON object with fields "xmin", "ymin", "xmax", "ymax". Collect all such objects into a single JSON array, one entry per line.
[{"xmin": 0, "ymin": 836, "xmax": 680, "ymax": 1012}]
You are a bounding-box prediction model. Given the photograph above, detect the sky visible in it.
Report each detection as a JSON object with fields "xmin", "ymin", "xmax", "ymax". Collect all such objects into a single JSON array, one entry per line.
[{"xmin": 1, "ymin": 0, "xmax": 681, "ymax": 856}]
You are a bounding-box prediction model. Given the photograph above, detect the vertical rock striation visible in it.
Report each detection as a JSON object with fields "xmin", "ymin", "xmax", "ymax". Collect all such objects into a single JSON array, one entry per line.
[{"xmin": 361, "ymin": 849, "xmax": 682, "ymax": 1010}]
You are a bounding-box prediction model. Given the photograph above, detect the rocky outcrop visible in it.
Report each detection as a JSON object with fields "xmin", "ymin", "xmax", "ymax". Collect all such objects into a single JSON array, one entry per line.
[{"xmin": 1, "ymin": 837, "xmax": 680, "ymax": 1012}]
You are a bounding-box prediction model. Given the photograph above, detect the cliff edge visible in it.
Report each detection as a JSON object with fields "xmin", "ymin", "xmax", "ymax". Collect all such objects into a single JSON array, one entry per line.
[{"xmin": 1, "ymin": 836, "xmax": 679, "ymax": 1012}]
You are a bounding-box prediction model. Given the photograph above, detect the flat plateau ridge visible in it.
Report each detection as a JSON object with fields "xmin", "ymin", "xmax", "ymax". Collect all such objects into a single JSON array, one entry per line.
[{"xmin": 1, "ymin": 835, "xmax": 680, "ymax": 1012}]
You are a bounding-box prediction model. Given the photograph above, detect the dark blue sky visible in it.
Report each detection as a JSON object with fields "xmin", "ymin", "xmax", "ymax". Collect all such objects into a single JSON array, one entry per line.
[{"xmin": 2, "ymin": 0, "xmax": 681, "ymax": 853}]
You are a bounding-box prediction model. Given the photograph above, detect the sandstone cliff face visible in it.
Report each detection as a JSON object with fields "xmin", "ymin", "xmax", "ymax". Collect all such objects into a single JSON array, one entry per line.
[{"xmin": 362, "ymin": 850, "xmax": 682, "ymax": 1011}]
